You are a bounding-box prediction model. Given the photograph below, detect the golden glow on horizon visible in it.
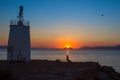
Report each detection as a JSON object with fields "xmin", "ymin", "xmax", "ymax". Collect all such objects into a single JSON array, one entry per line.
[
  {"xmin": 1, "ymin": 35, "xmax": 120, "ymax": 48},
  {"xmin": 17, "ymin": 24, "xmax": 120, "ymax": 48},
  {"xmin": 1, "ymin": 27, "xmax": 118, "ymax": 48},
  {"xmin": 31, "ymin": 33, "xmax": 111, "ymax": 48},
  {"xmin": 66, "ymin": 45, "xmax": 70, "ymax": 49}
]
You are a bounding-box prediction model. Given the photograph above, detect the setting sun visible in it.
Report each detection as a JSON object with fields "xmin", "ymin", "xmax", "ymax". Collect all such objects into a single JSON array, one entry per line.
[{"xmin": 66, "ymin": 45, "xmax": 70, "ymax": 49}]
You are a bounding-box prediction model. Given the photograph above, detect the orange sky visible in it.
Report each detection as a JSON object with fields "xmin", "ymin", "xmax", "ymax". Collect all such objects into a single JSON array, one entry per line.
[
  {"xmin": 0, "ymin": 0, "xmax": 120, "ymax": 48},
  {"xmin": 30, "ymin": 33, "xmax": 120, "ymax": 49},
  {"xmin": 1, "ymin": 26, "xmax": 120, "ymax": 49}
]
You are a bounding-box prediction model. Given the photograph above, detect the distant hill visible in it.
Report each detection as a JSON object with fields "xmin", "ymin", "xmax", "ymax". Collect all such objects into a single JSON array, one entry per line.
[
  {"xmin": 63, "ymin": 47, "xmax": 74, "ymax": 50},
  {"xmin": 32, "ymin": 48, "xmax": 63, "ymax": 50},
  {"xmin": 0, "ymin": 46, "xmax": 7, "ymax": 49},
  {"xmin": 78, "ymin": 45, "xmax": 120, "ymax": 50},
  {"xmin": 0, "ymin": 45, "xmax": 120, "ymax": 50}
]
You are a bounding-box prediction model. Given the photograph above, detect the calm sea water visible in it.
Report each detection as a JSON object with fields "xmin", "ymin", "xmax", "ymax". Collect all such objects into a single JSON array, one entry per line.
[{"xmin": 0, "ymin": 49, "xmax": 120, "ymax": 73}]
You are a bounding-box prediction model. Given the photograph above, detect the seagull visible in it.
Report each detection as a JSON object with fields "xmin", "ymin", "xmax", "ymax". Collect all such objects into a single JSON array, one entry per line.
[{"xmin": 101, "ymin": 14, "xmax": 104, "ymax": 16}]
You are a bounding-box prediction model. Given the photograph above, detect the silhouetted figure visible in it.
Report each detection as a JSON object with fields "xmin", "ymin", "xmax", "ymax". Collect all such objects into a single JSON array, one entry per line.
[
  {"xmin": 66, "ymin": 55, "xmax": 71, "ymax": 62},
  {"xmin": 66, "ymin": 47, "xmax": 71, "ymax": 62},
  {"xmin": 66, "ymin": 55, "xmax": 69, "ymax": 61}
]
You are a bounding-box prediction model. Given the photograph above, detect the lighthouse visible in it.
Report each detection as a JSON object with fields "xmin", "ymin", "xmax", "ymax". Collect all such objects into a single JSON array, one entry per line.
[{"xmin": 7, "ymin": 6, "xmax": 31, "ymax": 61}]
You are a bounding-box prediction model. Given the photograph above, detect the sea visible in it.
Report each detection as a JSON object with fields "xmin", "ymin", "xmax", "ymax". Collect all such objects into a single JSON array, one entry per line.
[{"xmin": 0, "ymin": 49, "xmax": 120, "ymax": 73}]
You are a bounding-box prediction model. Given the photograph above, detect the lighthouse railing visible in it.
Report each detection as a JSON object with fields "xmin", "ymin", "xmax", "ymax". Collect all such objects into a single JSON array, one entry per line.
[{"xmin": 10, "ymin": 19, "xmax": 29, "ymax": 26}]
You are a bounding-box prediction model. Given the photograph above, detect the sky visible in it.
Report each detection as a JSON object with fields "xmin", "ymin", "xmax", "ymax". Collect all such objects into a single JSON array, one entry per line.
[{"xmin": 0, "ymin": 0, "xmax": 120, "ymax": 48}]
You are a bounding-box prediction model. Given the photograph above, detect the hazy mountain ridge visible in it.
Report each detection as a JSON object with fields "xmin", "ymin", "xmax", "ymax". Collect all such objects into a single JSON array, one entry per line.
[
  {"xmin": 0, "ymin": 46, "xmax": 7, "ymax": 49},
  {"xmin": 79, "ymin": 45, "xmax": 120, "ymax": 50},
  {"xmin": 0, "ymin": 45, "xmax": 120, "ymax": 50}
]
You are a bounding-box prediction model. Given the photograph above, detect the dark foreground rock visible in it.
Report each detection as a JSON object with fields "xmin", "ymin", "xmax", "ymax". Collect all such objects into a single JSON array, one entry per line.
[{"xmin": 0, "ymin": 60, "xmax": 120, "ymax": 80}]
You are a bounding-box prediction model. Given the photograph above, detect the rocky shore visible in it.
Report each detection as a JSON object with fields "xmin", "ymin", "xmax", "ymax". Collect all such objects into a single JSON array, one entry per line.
[{"xmin": 0, "ymin": 60, "xmax": 120, "ymax": 80}]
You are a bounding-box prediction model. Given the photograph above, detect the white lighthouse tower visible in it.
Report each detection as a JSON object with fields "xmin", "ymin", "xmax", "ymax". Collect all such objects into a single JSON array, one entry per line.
[{"xmin": 7, "ymin": 6, "xmax": 31, "ymax": 61}]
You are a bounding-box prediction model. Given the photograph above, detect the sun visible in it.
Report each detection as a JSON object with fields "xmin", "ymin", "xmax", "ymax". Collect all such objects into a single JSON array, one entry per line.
[{"xmin": 66, "ymin": 45, "xmax": 70, "ymax": 49}]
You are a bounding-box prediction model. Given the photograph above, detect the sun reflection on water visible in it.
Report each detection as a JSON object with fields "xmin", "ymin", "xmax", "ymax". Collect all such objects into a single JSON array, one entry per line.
[{"xmin": 66, "ymin": 45, "xmax": 71, "ymax": 62}]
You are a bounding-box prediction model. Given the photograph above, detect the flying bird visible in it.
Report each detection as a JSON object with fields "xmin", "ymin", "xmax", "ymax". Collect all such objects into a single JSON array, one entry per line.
[{"xmin": 101, "ymin": 14, "xmax": 104, "ymax": 16}]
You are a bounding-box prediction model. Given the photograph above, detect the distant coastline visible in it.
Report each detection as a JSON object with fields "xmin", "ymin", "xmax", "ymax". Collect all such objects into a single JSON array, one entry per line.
[{"xmin": 0, "ymin": 45, "xmax": 120, "ymax": 50}]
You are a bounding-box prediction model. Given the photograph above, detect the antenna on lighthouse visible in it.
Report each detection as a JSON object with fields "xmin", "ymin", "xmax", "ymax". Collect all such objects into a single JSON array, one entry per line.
[{"xmin": 17, "ymin": 6, "xmax": 24, "ymax": 25}]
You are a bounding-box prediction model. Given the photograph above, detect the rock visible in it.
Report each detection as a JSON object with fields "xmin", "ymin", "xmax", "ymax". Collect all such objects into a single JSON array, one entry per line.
[
  {"xmin": 0, "ymin": 69, "xmax": 17, "ymax": 80},
  {"xmin": 101, "ymin": 66, "xmax": 115, "ymax": 73},
  {"xmin": 55, "ymin": 59, "xmax": 61, "ymax": 62},
  {"xmin": 72, "ymin": 68, "xmax": 98, "ymax": 80},
  {"xmin": 97, "ymin": 71, "xmax": 109, "ymax": 80}
]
